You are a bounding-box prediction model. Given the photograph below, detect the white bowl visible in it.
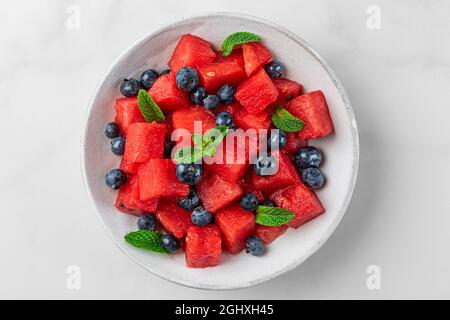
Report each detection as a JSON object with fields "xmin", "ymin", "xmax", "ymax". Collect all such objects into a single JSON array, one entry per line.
[{"xmin": 81, "ymin": 13, "xmax": 359, "ymax": 290}]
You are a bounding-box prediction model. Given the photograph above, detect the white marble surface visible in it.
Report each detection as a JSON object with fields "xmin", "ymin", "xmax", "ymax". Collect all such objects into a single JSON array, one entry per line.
[{"xmin": 0, "ymin": 0, "xmax": 449, "ymax": 299}]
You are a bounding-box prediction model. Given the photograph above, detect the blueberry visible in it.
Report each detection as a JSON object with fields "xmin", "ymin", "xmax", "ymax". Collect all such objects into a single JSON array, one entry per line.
[
  {"xmin": 191, "ymin": 206, "xmax": 213, "ymax": 226},
  {"xmin": 160, "ymin": 69, "xmax": 170, "ymax": 75},
  {"xmin": 301, "ymin": 167, "xmax": 325, "ymax": 189},
  {"xmin": 190, "ymin": 86, "xmax": 208, "ymax": 105},
  {"xmin": 203, "ymin": 95, "xmax": 220, "ymax": 110},
  {"xmin": 175, "ymin": 163, "xmax": 203, "ymax": 185},
  {"xmin": 217, "ymin": 84, "xmax": 236, "ymax": 104},
  {"xmin": 160, "ymin": 234, "xmax": 180, "ymax": 253},
  {"xmin": 240, "ymin": 193, "xmax": 259, "ymax": 211},
  {"xmin": 137, "ymin": 214, "xmax": 157, "ymax": 231},
  {"xmin": 164, "ymin": 140, "xmax": 173, "ymax": 159},
  {"xmin": 110, "ymin": 136, "xmax": 126, "ymax": 156},
  {"xmin": 215, "ymin": 112, "xmax": 234, "ymax": 127},
  {"xmin": 140, "ymin": 69, "xmax": 159, "ymax": 89},
  {"xmin": 105, "ymin": 122, "xmax": 120, "ymax": 139},
  {"xmin": 262, "ymin": 200, "xmax": 275, "ymax": 207},
  {"xmin": 253, "ymin": 154, "xmax": 277, "ymax": 176},
  {"xmin": 246, "ymin": 236, "xmax": 265, "ymax": 256},
  {"xmin": 120, "ymin": 78, "xmax": 140, "ymax": 97},
  {"xmin": 268, "ymin": 130, "xmax": 287, "ymax": 150},
  {"xmin": 176, "ymin": 67, "xmax": 199, "ymax": 91},
  {"xmin": 265, "ymin": 61, "xmax": 284, "ymax": 79},
  {"xmin": 105, "ymin": 169, "xmax": 127, "ymax": 190},
  {"xmin": 294, "ymin": 146, "xmax": 323, "ymax": 169},
  {"xmin": 178, "ymin": 189, "xmax": 200, "ymax": 211}
]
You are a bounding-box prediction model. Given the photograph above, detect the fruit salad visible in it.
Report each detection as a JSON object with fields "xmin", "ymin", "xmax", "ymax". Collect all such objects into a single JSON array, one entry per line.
[{"xmin": 103, "ymin": 32, "xmax": 334, "ymax": 268}]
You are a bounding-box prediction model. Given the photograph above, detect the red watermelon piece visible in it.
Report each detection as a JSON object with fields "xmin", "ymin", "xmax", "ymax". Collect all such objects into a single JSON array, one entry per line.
[
  {"xmin": 138, "ymin": 159, "xmax": 189, "ymax": 201},
  {"xmin": 242, "ymin": 42, "xmax": 273, "ymax": 76},
  {"xmin": 213, "ymin": 101, "xmax": 242, "ymax": 116},
  {"xmin": 185, "ymin": 225, "xmax": 222, "ymax": 268},
  {"xmin": 271, "ymin": 183, "xmax": 325, "ymax": 228},
  {"xmin": 115, "ymin": 175, "xmax": 158, "ymax": 215},
  {"xmin": 273, "ymin": 78, "xmax": 303, "ymax": 104},
  {"xmin": 156, "ymin": 201, "xmax": 192, "ymax": 239},
  {"xmin": 168, "ymin": 34, "xmax": 216, "ymax": 73},
  {"xmin": 234, "ymin": 108, "xmax": 271, "ymax": 131},
  {"xmin": 123, "ymin": 122, "xmax": 166, "ymax": 164},
  {"xmin": 215, "ymin": 48, "xmax": 245, "ymax": 68},
  {"xmin": 237, "ymin": 172, "xmax": 265, "ymax": 202},
  {"xmin": 205, "ymin": 140, "xmax": 250, "ymax": 183},
  {"xmin": 285, "ymin": 90, "xmax": 334, "ymax": 140},
  {"xmin": 148, "ymin": 73, "xmax": 191, "ymax": 113},
  {"xmin": 255, "ymin": 225, "xmax": 287, "ymax": 244},
  {"xmin": 119, "ymin": 158, "xmax": 140, "ymax": 174},
  {"xmin": 235, "ymin": 68, "xmax": 278, "ymax": 114},
  {"xmin": 114, "ymin": 97, "xmax": 145, "ymax": 134},
  {"xmin": 215, "ymin": 204, "xmax": 255, "ymax": 254},
  {"xmin": 283, "ymin": 132, "xmax": 308, "ymax": 154},
  {"xmin": 197, "ymin": 62, "xmax": 245, "ymax": 93},
  {"xmin": 172, "ymin": 107, "xmax": 216, "ymax": 136},
  {"xmin": 252, "ymin": 151, "xmax": 300, "ymax": 193},
  {"xmin": 196, "ymin": 174, "xmax": 243, "ymax": 213}
]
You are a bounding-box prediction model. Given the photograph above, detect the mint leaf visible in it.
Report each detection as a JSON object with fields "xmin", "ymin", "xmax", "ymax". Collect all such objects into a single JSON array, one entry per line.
[
  {"xmin": 137, "ymin": 89, "xmax": 165, "ymax": 123},
  {"xmin": 255, "ymin": 206, "xmax": 295, "ymax": 227},
  {"xmin": 221, "ymin": 32, "xmax": 261, "ymax": 56},
  {"xmin": 173, "ymin": 146, "xmax": 193, "ymax": 164},
  {"xmin": 173, "ymin": 145, "xmax": 203, "ymax": 164},
  {"xmin": 202, "ymin": 125, "xmax": 229, "ymax": 156},
  {"xmin": 173, "ymin": 126, "xmax": 229, "ymax": 163},
  {"xmin": 124, "ymin": 230, "xmax": 168, "ymax": 254},
  {"xmin": 191, "ymin": 134, "xmax": 203, "ymax": 147},
  {"xmin": 271, "ymin": 106, "xmax": 304, "ymax": 132}
]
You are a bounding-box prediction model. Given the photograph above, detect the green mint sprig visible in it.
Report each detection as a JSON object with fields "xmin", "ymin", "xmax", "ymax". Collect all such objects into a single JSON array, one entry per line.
[
  {"xmin": 221, "ymin": 32, "xmax": 261, "ymax": 56},
  {"xmin": 173, "ymin": 126, "xmax": 229, "ymax": 164},
  {"xmin": 271, "ymin": 105, "xmax": 304, "ymax": 132},
  {"xmin": 173, "ymin": 145, "xmax": 204, "ymax": 164},
  {"xmin": 255, "ymin": 206, "xmax": 295, "ymax": 227},
  {"xmin": 202, "ymin": 125, "xmax": 229, "ymax": 157},
  {"xmin": 124, "ymin": 230, "xmax": 168, "ymax": 254},
  {"xmin": 137, "ymin": 89, "xmax": 165, "ymax": 123}
]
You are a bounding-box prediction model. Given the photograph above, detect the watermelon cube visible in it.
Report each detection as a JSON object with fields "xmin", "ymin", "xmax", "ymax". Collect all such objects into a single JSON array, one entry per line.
[
  {"xmin": 235, "ymin": 68, "xmax": 278, "ymax": 114},
  {"xmin": 273, "ymin": 78, "xmax": 303, "ymax": 104},
  {"xmin": 271, "ymin": 183, "xmax": 325, "ymax": 228},
  {"xmin": 196, "ymin": 174, "xmax": 243, "ymax": 213},
  {"xmin": 123, "ymin": 122, "xmax": 166, "ymax": 164},
  {"xmin": 252, "ymin": 151, "xmax": 300, "ymax": 193},
  {"xmin": 115, "ymin": 175, "xmax": 158, "ymax": 215},
  {"xmin": 206, "ymin": 140, "xmax": 250, "ymax": 183},
  {"xmin": 138, "ymin": 159, "xmax": 189, "ymax": 201},
  {"xmin": 234, "ymin": 108, "xmax": 271, "ymax": 131},
  {"xmin": 168, "ymin": 34, "xmax": 217, "ymax": 73},
  {"xmin": 255, "ymin": 225, "xmax": 287, "ymax": 244},
  {"xmin": 114, "ymin": 97, "xmax": 145, "ymax": 134},
  {"xmin": 171, "ymin": 107, "xmax": 216, "ymax": 136},
  {"xmin": 215, "ymin": 204, "xmax": 255, "ymax": 254},
  {"xmin": 148, "ymin": 73, "xmax": 191, "ymax": 113},
  {"xmin": 197, "ymin": 62, "xmax": 245, "ymax": 93},
  {"xmin": 215, "ymin": 48, "xmax": 245, "ymax": 68},
  {"xmin": 213, "ymin": 101, "xmax": 242, "ymax": 117},
  {"xmin": 283, "ymin": 132, "xmax": 308, "ymax": 155},
  {"xmin": 156, "ymin": 201, "xmax": 192, "ymax": 239},
  {"xmin": 206, "ymin": 162, "xmax": 248, "ymax": 185},
  {"xmin": 242, "ymin": 42, "xmax": 273, "ymax": 76},
  {"xmin": 237, "ymin": 172, "xmax": 265, "ymax": 202},
  {"xmin": 119, "ymin": 157, "xmax": 140, "ymax": 174},
  {"xmin": 285, "ymin": 90, "xmax": 334, "ymax": 140},
  {"xmin": 185, "ymin": 225, "xmax": 222, "ymax": 268}
]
